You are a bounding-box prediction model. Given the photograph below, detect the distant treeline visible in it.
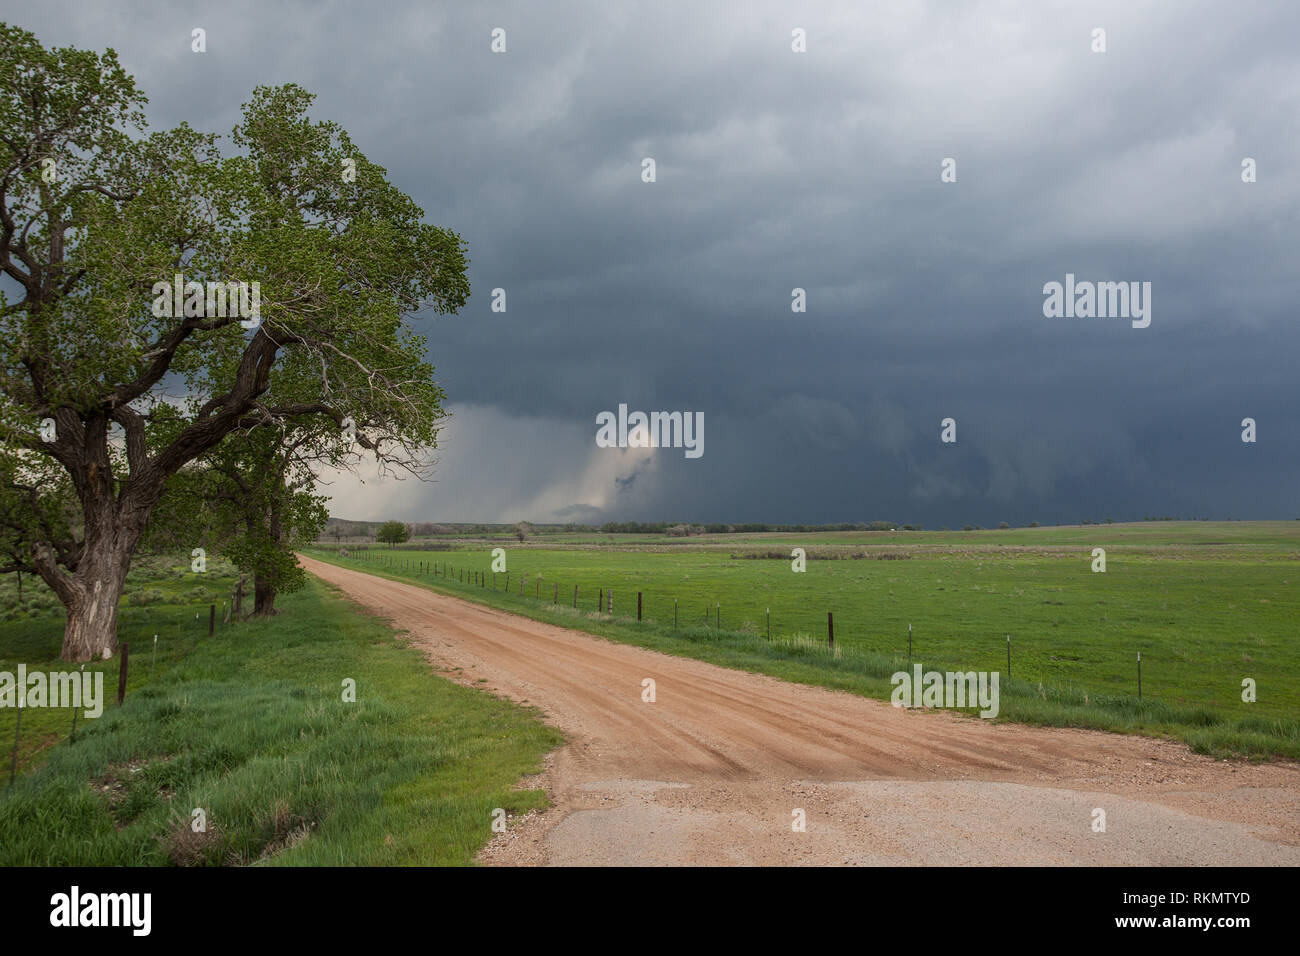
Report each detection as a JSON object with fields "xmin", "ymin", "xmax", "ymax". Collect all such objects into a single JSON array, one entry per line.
[
  {"xmin": 322, "ymin": 516, "xmax": 1263, "ymax": 542},
  {"xmin": 323, "ymin": 518, "xmax": 922, "ymax": 539},
  {"xmin": 732, "ymin": 550, "xmax": 912, "ymax": 560},
  {"xmin": 602, "ymin": 521, "xmax": 910, "ymax": 535},
  {"xmin": 323, "ymin": 519, "xmax": 593, "ymax": 539}
]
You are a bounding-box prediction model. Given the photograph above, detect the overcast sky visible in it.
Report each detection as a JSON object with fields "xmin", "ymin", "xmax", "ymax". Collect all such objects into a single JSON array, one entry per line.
[{"xmin": 7, "ymin": 1, "xmax": 1299, "ymax": 526}]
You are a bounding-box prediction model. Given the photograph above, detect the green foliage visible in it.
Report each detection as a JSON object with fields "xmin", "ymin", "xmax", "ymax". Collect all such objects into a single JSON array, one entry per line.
[
  {"xmin": 151, "ymin": 423, "xmax": 331, "ymax": 610},
  {"xmin": 376, "ymin": 521, "xmax": 409, "ymax": 546},
  {"xmin": 0, "ymin": 25, "xmax": 468, "ymax": 656}
]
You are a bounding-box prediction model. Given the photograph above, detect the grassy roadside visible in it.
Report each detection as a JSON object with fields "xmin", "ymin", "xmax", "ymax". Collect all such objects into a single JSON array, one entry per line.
[
  {"xmin": 304, "ymin": 550, "xmax": 1299, "ymax": 761},
  {"xmin": 0, "ymin": 552, "xmax": 248, "ymax": 780},
  {"xmin": 0, "ymin": 576, "xmax": 562, "ymax": 865}
]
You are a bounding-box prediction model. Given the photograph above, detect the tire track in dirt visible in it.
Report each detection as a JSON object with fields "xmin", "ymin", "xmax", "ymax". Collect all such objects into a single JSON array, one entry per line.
[{"xmin": 301, "ymin": 555, "xmax": 1300, "ymax": 866}]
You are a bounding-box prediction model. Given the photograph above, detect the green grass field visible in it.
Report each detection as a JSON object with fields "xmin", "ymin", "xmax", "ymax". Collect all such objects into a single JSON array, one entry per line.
[
  {"xmin": 308, "ymin": 521, "xmax": 1300, "ymax": 759},
  {"xmin": 0, "ymin": 557, "xmax": 561, "ymax": 865}
]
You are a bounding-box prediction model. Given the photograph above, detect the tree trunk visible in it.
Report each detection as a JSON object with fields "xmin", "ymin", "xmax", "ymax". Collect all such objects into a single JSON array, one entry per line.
[
  {"xmin": 25, "ymin": 409, "xmax": 167, "ymax": 661},
  {"xmin": 253, "ymin": 574, "xmax": 277, "ymax": 616},
  {"xmin": 251, "ymin": 503, "xmax": 283, "ymax": 616},
  {"xmin": 232, "ymin": 572, "xmax": 245, "ymax": 619},
  {"xmin": 29, "ymin": 364, "xmax": 278, "ymax": 662},
  {"xmin": 56, "ymin": 546, "xmax": 132, "ymax": 662}
]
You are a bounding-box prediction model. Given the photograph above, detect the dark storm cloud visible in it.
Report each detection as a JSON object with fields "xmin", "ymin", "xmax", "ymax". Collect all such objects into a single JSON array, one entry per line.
[{"xmin": 6, "ymin": 0, "xmax": 1297, "ymax": 523}]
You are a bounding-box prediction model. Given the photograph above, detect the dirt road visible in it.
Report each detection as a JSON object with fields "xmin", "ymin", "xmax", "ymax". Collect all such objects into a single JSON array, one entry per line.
[{"xmin": 301, "ymin": 555, "xmax": 1300, "ymax": 866}]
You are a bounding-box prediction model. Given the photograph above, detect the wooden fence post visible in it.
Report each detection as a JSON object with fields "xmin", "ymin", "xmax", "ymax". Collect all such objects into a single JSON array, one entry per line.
[
  {"xmin": 117, "ymin": 643, "xmax": 130, "ymax": 704},
  {"xmin": 7, "ymin": 699, "xmax": 21, "ymax": 788}
]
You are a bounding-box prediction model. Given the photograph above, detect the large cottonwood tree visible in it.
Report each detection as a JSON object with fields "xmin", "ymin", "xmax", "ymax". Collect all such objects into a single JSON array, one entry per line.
[{"xmin": 0, "ymin": 25, "xmax": 469, "ymax": 660}]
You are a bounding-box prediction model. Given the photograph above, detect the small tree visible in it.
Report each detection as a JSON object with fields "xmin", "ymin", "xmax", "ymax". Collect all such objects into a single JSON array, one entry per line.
[
  {"xmin": 514, "ymin": 521, "xmax": 532, "ymax": 544},
  {"xmin": 376, "ymin": 521, "xmax": 409, "ymax": 547},
  {"xmin": 145, "ymin": 419, "xmax": 331, "ymax": 618},
  {"xmin": 203, "ymin": 425, "xmax": 329, "ymax": 616}
]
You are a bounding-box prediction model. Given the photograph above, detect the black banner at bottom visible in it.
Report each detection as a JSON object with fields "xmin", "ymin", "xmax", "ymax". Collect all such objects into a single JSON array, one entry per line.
[{"xmin": 0, "ymin": 865, "xmax": 1283, "ymax": 943}]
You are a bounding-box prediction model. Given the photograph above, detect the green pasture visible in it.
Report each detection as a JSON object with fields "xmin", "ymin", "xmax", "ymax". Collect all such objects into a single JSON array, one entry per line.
[{"xmin": 311, "ymin": 521, "xmax": 1300, "ymax": 757}]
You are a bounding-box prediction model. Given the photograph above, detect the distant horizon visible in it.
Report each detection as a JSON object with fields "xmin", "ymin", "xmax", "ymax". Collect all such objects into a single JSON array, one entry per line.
[{"xmin": 322, "ymin": 516, "xmax": 1297, "ymax": 530}]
